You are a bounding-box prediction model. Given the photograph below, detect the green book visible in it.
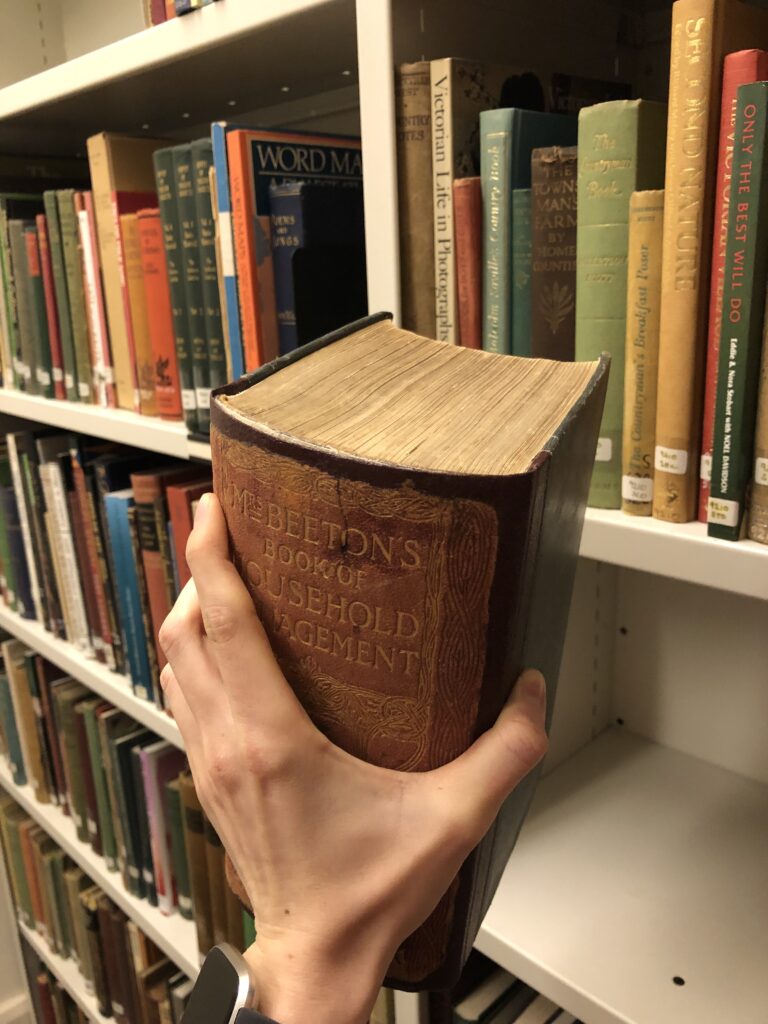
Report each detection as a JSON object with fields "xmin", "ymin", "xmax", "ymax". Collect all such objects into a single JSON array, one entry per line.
[
  {"xmin": 710, "ymin": 81, "xmax": 768, "ymax": 540},
  {"xmin": 110, "ymin": 726, "xmax": 153, "ymax": 898},
  {"xmin": 63, "ymin": 864, "xmax": 91, "ymax": 975},
  {"xmin": 52, "ymin": 680, "xmax": 90, "ymax": 843},
  {"xmin": 0, "ymin": 673, "xmax": 25, "ymax": 785},
  {"xmin": 56, "ymin": 190, "xmax": 93, "ymax": 402},
  {"xmin": 154, "ymin": 146, "xmax": 197, "ymax": 433},
  {"xmin": 0, "ymin": 798, "xmax": 33, "ymax": 926},
  {"xmin": 511, "ymin": 189, "xmax": 532, "ymax": 356},
  {"xmin": 43, "ymin": 191, "xmax": 79, "ymax": 401},
  {"xmin": 575, "ymin": 99, "xmax": 667, "ymax": 508},
  {"xmin": 82, "ymin": 698, "xmax": 118, "ymax": 871},
  {"xmin": 22, "ymin": 224, "xmax": 54, "ymax": 398},
  {"xmin": 165, "ymin": 775, "xmax": 192, "ymax": 919},
  {"xmin": 7, "ymin": 220, "xmax": 36, "ymax": 392},
  {"xmin": 192, "ymin": 137, "xmax": 227, "ymax": 410},
  {"xmin": 0, "ymin": 211, "xmax": 20, "ymax": 389},
  {"xmin": 41, "ymin": 845, "xmax": 67, "ymax": 956},
  {"xmin": 242, "ymin": 908, "xmax": 256, "ymax": 946}
]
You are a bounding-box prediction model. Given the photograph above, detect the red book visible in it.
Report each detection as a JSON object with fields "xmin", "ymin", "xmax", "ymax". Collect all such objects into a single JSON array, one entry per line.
[
  {"xmin": 35, "ymin": 972, "xmax": 57, "ymax": 1024},
  {"xmin": 136, "ymin": 209, "xmax": 182, "ymax": 419},
  {"xmin": 166, "ymin": 476, "xmax": 212, "ymax": 589},
  {"xmin": 35, "ymin": 214, "xmax": 66, "ymax": 399},
  {"xmin": 150, "ymin": 0, "xmax": 167, "ymax": 23},
  {"xmin": 453, "ymin": 177, "xmax": 482, "ymax": 349},
  {"xmin": 75, "ymin": 191, "xmax": 116, "ymax": 407},
  {"xmin": 699, "ymin": 48, "xmax": 768, "ymax": 521}
]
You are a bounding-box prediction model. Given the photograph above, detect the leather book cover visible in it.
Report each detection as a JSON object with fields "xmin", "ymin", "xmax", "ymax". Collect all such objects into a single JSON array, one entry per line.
[
  {"xmin": 166, "ymin": 477, "xmax": 212, "ymax": 590},
  {"xmin": 121, "ymin": 211, "xmax": 158, "ymax": 416},
  {"xmin": 96, "ymin": 894, "xmax": 125, "ymax": 1023},
  {"xmin": 530, "ymin": 146, "xmax": 577, "ymax": 361},
  {"xmin": 137, "ymin": 208, "xmax": 182, "ymax": 420},
  {"xmin": 210, "ymin": 313, "xmax": 608, "ymax": 988},
  {"xmin": 73, "ymin": 699, "xmax": 101, "ymax": 854},
  {"xmin": 110, "ymin": 903, "xmax": 143, "ymax": 1024},
  {"xmin": 454, "ymin": 177, "xmax": 482, "ymax": 349},
  {"xmin": 80, "ymin": 885, "xmax": 111, "ymax": 1017}
]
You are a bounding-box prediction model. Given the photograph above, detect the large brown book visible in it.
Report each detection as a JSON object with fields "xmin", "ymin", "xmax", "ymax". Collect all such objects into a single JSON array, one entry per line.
[
  {"xmin": 530, "ymin": 146, "xmax": 577, "ymax": 360},
  {"xmin": 653, "ymin": 0, "xmax": 768, "ymax": 522},
  {"xmin": 210, "ymin": 313, "xmax": 607, "ymax": 988}
]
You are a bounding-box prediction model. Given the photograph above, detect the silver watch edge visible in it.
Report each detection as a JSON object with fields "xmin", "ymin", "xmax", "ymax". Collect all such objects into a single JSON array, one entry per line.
[{"xmin": 216, "ymin": 942, "xmax": 256, "ymax": 1024}]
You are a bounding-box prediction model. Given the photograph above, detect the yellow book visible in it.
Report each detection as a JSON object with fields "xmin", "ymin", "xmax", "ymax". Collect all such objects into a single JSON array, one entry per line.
[{"xmin": 120, "ymin": 212, "xmax": 157, "ymax": 417}]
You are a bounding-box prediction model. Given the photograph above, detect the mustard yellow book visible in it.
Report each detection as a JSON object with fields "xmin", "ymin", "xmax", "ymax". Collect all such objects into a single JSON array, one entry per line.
[
  {"xmin": 120, "ymin": 212, "xmax": 157, "ymax": 417},
  {"xmin": 622, "ymin": 190, "xmax": 664, "ymax": 515}
]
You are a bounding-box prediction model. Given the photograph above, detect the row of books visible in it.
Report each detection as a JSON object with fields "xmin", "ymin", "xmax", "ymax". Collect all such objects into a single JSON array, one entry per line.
[
  {"xmin": 0, "ymin": 430, "xmax": 211, "ymax": 702},
  {"xmin": 22, "ymin": 953, "xmax": 88, "ymax": 1024},
  {"xmin": 0, "ymin": 124, "xmax": 365, "ymax": 438},
  {"xmin": 0, "ymin": 634, "xmax": 250, "ymax": 958},
  {"xmin": 395, "ymin": 0, "xmax": 768, "ymax": 544},
  {"xmin": 3, "ymin": 792, "xmax": 195, "ymax": 1024},
  {"xmin": 144, "ymin": 0, "xmax": 221, "ymax": 25}
]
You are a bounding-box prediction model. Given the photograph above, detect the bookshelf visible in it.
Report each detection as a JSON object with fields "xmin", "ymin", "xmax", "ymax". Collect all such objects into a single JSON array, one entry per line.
[
  {"xmin": 0, "ymin": 2, "xmax": 765, "ymax": 1024},
  {"xmin": 19, "ymin": 921, "xmax": 110, "ymax": 1024}
]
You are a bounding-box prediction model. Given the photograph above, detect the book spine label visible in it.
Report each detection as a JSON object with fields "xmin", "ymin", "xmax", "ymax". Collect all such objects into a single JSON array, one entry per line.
[
  {"xmin": 35, "ymin": 215, "xmax": 66, "ymax": 399},
  {"xmin": 480, "ymin": 112, "xmax": 512, "ymax": 354},
  {"xmin": 76, "ymin": 199, "xmax": 113, "ymax": 407},
  {"xmin": 171, "ymin": 145, "xmax": 209, "ymax": 431},
  {"xmin": 154, "ymin": 147, "xmax": 198, "ymax": 431},
  {"xmin": 24, "ymin": 226, "xmax": 54, "ymax": 397},
  {"xmin": 56, "ymin": 191, "xmax": 94, "ymax": 402},
  {"xmin": 211, "ymin": 123, "xmax": 245, "ymax": 380},
  {"xmin": 530, "ymin": 146, "xmax": 578, "ymax": 360},
  {"xmin": 137, "ymin": 211, "xmax": 182, "ymax": 419},
  {"xmin": 511, "ymin": 189, "xmax": 533, "ymax": 357},
  {"xmin": 453, "ymin": 177, "xmax": 482, "ymax": 350},
  {"xmin": 709, "ymin": 82, "xmax": 768, "ymax": 540},
  {"xmin": 698, "ymin": 48, "xmax": 768, "ymax": 520},
  {"xmin": 269, "ymin": 189, "xmax": 303, "ymax": 354},
  {"xmin": 431, "ymin": 59, "xmax": 458, "ymax": 343},
  {"xmin": 120, "ymin": 212, "xmax": 157, "ymax": 416},
  {"xmin": 654, "ymin": 0, "xmax": 718, "ymax": 522},
  {"xmin": 192, "ymin": 139, "xmax": 227, "ymax": 398},
  {"xmin": 395, "ymin": 62, "xmax": 436, "ymax": 337},
  {"xmin": 622, "ymin": 190, "xmax": 664, "ymax": 515}
]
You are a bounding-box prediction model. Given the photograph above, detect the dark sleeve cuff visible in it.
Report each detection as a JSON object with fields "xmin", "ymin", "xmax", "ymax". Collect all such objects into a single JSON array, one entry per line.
[{"xmin": 234, "ymin": 1010, "xmax": 280, "ymax": 1024}]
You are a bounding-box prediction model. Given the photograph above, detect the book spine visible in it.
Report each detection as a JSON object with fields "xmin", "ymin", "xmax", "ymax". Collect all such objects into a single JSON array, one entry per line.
[
  {"xmin": 17, "ymin": 822, "xmax": 42, "ymax": 931},
  {"xmin": 23, "ymin": 654, "xmax": 58, "ymax": 807},
  {"xmin": 192, "ymin": 139, "xmax": 227, "ymax": 401},
  {"xmin": 120, "ymin": 212, "xmax": 157, "ymax": 416},
  {"xmin": 86, "ymin": 135, "xmax": 139, "ymax": 412},
  {"xmin": 174, "ymin": 145, "xmax": 210, "ymax": 431},
  {"xmin": 96, "ymin": 896, "xmax": 125, "ymax": 1023},
  {"xmin": 80, "ymin": 890, "xmax": 111, "ymax": 1016},
  {"xmin": 480, "ymin": 110, "xmax": 512, "ymax": 354},
  {"xmin": 73, "ymin": 703, "xmax": 101, "ymax": 853},
  {"xmin": 530, "ymin": 146, "xmax": 578, "ymax": 360},
  {"xmin": 38, "ymin": 474, "xmax": 73, "ymax": 641},
  {"xmin": 92, "ymin": 468, "xmax": 127, "ymax": 675},
  {"xmin": 56, "ymin": 191, "xmax": 93, "ymax": 402},
  {"xmin": 150, "ymin": 0, "xmax": 167, "ymax": 23},
  {"xmin": 748, "ymin": 315, "xmax": 768, "ymax": 543},
  {"xmin": 137, "ymin": 210, "xmax": 182, "ymax": 419},
  {"xmin": 622, "ymin": 193, "xmax": 664, "ymax": 515},
  {"xmin": 654, "ymin": 0, "xmax": 722, "ymax": 522},
  {"xmin": 59, "ymin": 692, "xmax": 90, "ymax": 842},
  {"xmin": 36, "ymin": 666, "xmax": 67, "ymax": 809},
  {"xmin": 453, "ymin": 177, "xmax": 482, "ymax": 350},
  {"xmin": 0, "ymin": 211, "xmax": 20, "ymax": 389},
  {"xmin": 211, "ymin": 123, "xmax": 245, "ymax": 379},
  {"xmin": 6, "ymin": 643, "xmax": 49, "ymax": 802},
  {"xmin": 111, "ymin": 735, "xmax": 145, "ymax": 898},
  {"xmin": 76, "ymin": 192, "xmax": 115, "ymax": 407},
  {"xmin": 179, "ymin": 772, "xmax": 212, "ymax": 956},
  {"xmin": 70, "ymin": 453, "xmax": 115, "ymax": 666},
  {"xmin": 64, "ymin": 476, "xmax": 103, "ymax": 660},
  {"xmin": 6, "ymin": 436, "xmax": 45, "ymax": 624},
  {"xmin": 395, "ymin": 62, "xmax": 436, "ymax": 337},
  {"xmin": 153, "ymin": 147, "xmax": 198, "ymax": 430},
  {"xmin": 23, "ymin": 226, "xmax": 54, "ymax": 397},
  {"xmin": 43, "ymin": 193, "xmax": 79, "ymax": 401},
  {"xmin": 83, "ymin": 703, "xmax": 118, "ymax": 871},
  {"xmin": 203, "ymin": 816, "xmax": 228, "ymax": 945},
  {"xmin": 0, "ymin": 485, "xmax": 15, "ymax": 609},
  {"xmin": 8, "ymin": 222, "xmax": 35, "ymax": 391},
  {"xmin": 1, "ymin": 486, "xmax": 33, "ymax": 619},
  {"xmin": 126, "ymin": 504, "xmax": 161, "ymax": 705},
  {"xmin": 35, "ymin": 216, "xmax": 66, "ymax": 399},
  {"xmin": 698, "ymin": 49, "xmax": 768, "ymax": 520},
  {"xmin": 511, "ymin": 189, "xmax": 532, "ymax": 357},
  {"xmin": 131, "ymin": 746, "xmax": 157, "ymax": 906},
  {"xmin": 131, "ymin": 483, "xmax": 171, "ymax": 675},
  {"xmin": 165, "ymin": 778, "xmax": 192, "ymax": 918},
  {"xmin": 709, "ymin": 82, "xmax": 768, "ymax": 540},
  {"xmin": 269, "ymin": 188, "xmax": 303, "ymax": 355},
  {"xmin": 41, "ymin": 460, "xmax": 91, "ymax": 651},
  {"xmin": 0, "ymin": 674, "xmax": 26, "ymax": 784},
  {"xmin": 97, "ymin": 715, "xmax": 129, "ymax": 888},
  {"xmin": 430, "ymin": 59, "xmax": 458, "ymax": 343},
  {"xmin": 22, "ymin": 447, "xmax": 65, "ymax": 636}
]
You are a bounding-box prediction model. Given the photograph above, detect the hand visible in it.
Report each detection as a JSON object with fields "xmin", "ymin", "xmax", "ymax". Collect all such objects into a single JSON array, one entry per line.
[{"xmin": 159, "ymin": 493, "xmax": 548, "ymax": 1024}]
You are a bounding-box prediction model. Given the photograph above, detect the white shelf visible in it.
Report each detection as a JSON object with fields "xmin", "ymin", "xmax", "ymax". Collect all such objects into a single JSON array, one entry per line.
[
  {"xmin": 0, "ymin": 0, "xmax": 357, "ymax": 155},
  {"xmin": 187, "ymin": 439, "xmax": 212, "ymax": 462},
  {"xmin": 18, "ymin": 920, "xmax": 108, "ymax": 1024},
  {"xmin": 0, "ymin": 762, "xmax": 199, "ymax": 979},
  {"xmin": 0, "ymin": 604, "xmax": 183, "ymax": 751},
  {"xmin": 477, "ymin": 728, "xmax": 768, "ymax": 1024},
  {"xmin": 581, "ymin": 509, "xmax": 768, "ymax": 601}
]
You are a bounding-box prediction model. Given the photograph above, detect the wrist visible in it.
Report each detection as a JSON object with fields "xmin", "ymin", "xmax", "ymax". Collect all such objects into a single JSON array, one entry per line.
[{"xmin": 243, "ymin": 936, "xmax": 388, "ymax": 1024}]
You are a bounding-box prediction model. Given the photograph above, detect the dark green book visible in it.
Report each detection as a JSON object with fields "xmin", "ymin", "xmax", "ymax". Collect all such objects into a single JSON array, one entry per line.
[
  {"xmin": 43, "ymin": 191, "xmax": 79, "ymax": 401},
  {"xmin": 0, "ymin": 211, "xmax": 20, "ymax": 389},
  {"xmin": 0, "ymin": 672, "xmax": 26, "ymax": 784},
  {"xmin": 165, "ymin": 775, "xmax": 192, "ymax": 919},
  {"xmin": 0, "ymin": 799, "xmax": 34, "ymax": 926},
  {"xmin": 22, "ymin": 224, "xmax": 54, "ymax": 397},
  {"xmin": 56, "ymin": 190, "xmax": 93, "ymax": 402},
  {"xmin": 52, "ymin": 680, "xmax": 90, "ymax": 843},
  {"xmin": 23, "ymin": 650, "xmax": 58, "ymax": 805},
  {"xmin": 710, "ymin": 81, "xmax": 768, "ymax": 541},
  {"xmin": 153, "ymin": 146, "xmax": 197, "ymax": 432},
  {"xmin": 110, "ymin": 726, "xmax": 153, "ymax": 898},
  {"xmin": 511, "ymin": 189, "xmax": 532, "ymax": 357},
  {"xmin": 7, "ymin": 220, "xmax": 36, "ymax": 391},
  {"xmin": 82, "ymin": 698, "xmax": 118, "ymax": 871},
  {"xmin": 192, "ymin": 138, "xmax": 226, "ymax": 413}
]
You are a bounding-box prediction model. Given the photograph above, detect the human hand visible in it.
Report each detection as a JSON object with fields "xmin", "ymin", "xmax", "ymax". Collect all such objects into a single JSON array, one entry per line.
[{"xmin": 159, "ymin": 493, "xmax": 547, "ymax": 1024}]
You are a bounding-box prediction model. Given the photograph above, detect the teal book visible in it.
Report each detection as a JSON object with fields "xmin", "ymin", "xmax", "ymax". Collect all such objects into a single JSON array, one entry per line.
[
  {"xmin": 709, "ymin": 81, "xmax": 768, "ymax": 540},
  {"xmin": 480, "ymin": 108, "xmax": 576, "ymax": 356},
  {"xmin": 511, "ymin": 189, "xmax": 532, "ymax": 356},
  {"xmin": 575, "ymin": 99, "xmax": 667, "ymax": 508}
]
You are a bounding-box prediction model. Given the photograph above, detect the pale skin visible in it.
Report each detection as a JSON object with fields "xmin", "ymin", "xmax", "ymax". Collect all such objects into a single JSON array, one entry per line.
[{"xmin": 159, "ymin": 492, "xmax": 548, "ymax": 1024}]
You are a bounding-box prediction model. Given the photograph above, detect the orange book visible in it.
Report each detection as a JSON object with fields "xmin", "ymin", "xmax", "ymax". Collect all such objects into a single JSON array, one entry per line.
[
  {"xmin": 136, "ymin": 208, "xmax": 182, "ymax": 419},
  {"xmin": 453, "ymin": 178, "xmax": 482, "ymax": 349},
  {"xmin": 18, "ymin": 820, "xmax": 46, "ymax": 931},
  {"xmin": 120, "ymin": 212, "xmax": 157, "ymax": 416},
  {"xmin": 166, "ymin": 477, "xmax": 211, "ymax": 589}
]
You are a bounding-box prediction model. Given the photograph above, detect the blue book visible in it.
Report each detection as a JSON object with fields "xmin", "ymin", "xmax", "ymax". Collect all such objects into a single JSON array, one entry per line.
[
  {"xmin": 480, "ymin": 108, "xmax": 577, "ymax": 354},
  {"xmin": 211, "ymin": 122, "xmax": 245, "ymax": 380},
  {"xmin": 104, "ymin": 490, "xmax": 153, "ymax": 702},
  {"xmin": 0, "ymin": 672, "xmax": 26, "ymax": 785}
]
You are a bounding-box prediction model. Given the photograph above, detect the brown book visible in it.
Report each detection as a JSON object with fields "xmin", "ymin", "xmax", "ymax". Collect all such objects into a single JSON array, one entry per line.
[
  {"xmin": 19, "ymin": 820, "xmax": 46, "ymax": 934},
  {"xmin": 530, "ymin": 146, "xmax": 577, "ymax": 360},
  {"xmin": 395, "ymin": 62, "xmax": 435, "ymax": 337},
  {"xmin": 210, "ymin": 313, "xmax": 607, "ymax": 987},
  {"xmin": 137, "ymin": 959, "xmax": 177, "ymax": 1024},
  {"xmin": 80, "ymin": 884, "xmax": 111, "ymax": 1017},
  {"xmin": 453, "ymin": 178, "xmax": 482, "ymax": 350},
  {"xmin": 86, "ymin": 132, "xmax": 168, "ymax": 410},
  {"xmin": 179, "ymin": 770, "xmax": 212, "ymax": 959},
  {"xmin": 653, "ymin": 0, "xmax": 768, "ymax": 522},
  {"xmin": 166, "ymin": 476, "xmax": 212, "ymax": 590},
  {"xmin": 35, "ymin": 972, "xmax": 57, "ymax": 1024},
  {"xmin": 203, "ymin": 815, "xmax": 228, "ymax": 946},
  {"xmin": 121, "ymin": 211, "xmax": 158, "ymax": 416},
  {"xmin": 2, "ymin": 637, "xmax": 49, "ymax": 802},
  {"xmin": 73, "ymin": 700, "xmax": 100, "ymax": 854},
  {"xmin": 96, "ymin": 894, "xmax": 125, "ymax": 1023},
  {"xmin": 109, "ymin": 903, "xmax": 143, "ymax": 1024}
]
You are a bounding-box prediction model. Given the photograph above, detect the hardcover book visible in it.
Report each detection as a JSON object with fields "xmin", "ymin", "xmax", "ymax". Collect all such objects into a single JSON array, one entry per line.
[
  {"xmin": 511, "ymin": 189, "xmax": 532, "ymax": 356},
  {"xmin": 453, "ymin": 177, "xmax": 482, "ymax": 350},
  {"xmin": 210, "ymin": 313, "xmax": 607, "ymax": 988}
]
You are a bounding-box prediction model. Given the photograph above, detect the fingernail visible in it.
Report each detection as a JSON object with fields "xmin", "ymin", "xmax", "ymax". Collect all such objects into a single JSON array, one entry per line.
[
  {"xmin": 521, "ymin": 671, "xmax": 545, "ymax": 704},
  {"xmin": 195, "ymin": 492, "xmax": 212, "ymax": 527}
]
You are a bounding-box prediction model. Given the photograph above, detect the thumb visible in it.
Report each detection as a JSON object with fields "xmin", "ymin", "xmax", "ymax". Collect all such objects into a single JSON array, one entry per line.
[{"xmin": 430, "ymin": 669, "xmax": 548, "ymax": 837}]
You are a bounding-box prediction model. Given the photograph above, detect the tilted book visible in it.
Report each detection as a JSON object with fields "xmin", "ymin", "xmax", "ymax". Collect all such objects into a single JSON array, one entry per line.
[{"xmin": 210, "ymin": 313, "xmax": 608, "ymax": 989}]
